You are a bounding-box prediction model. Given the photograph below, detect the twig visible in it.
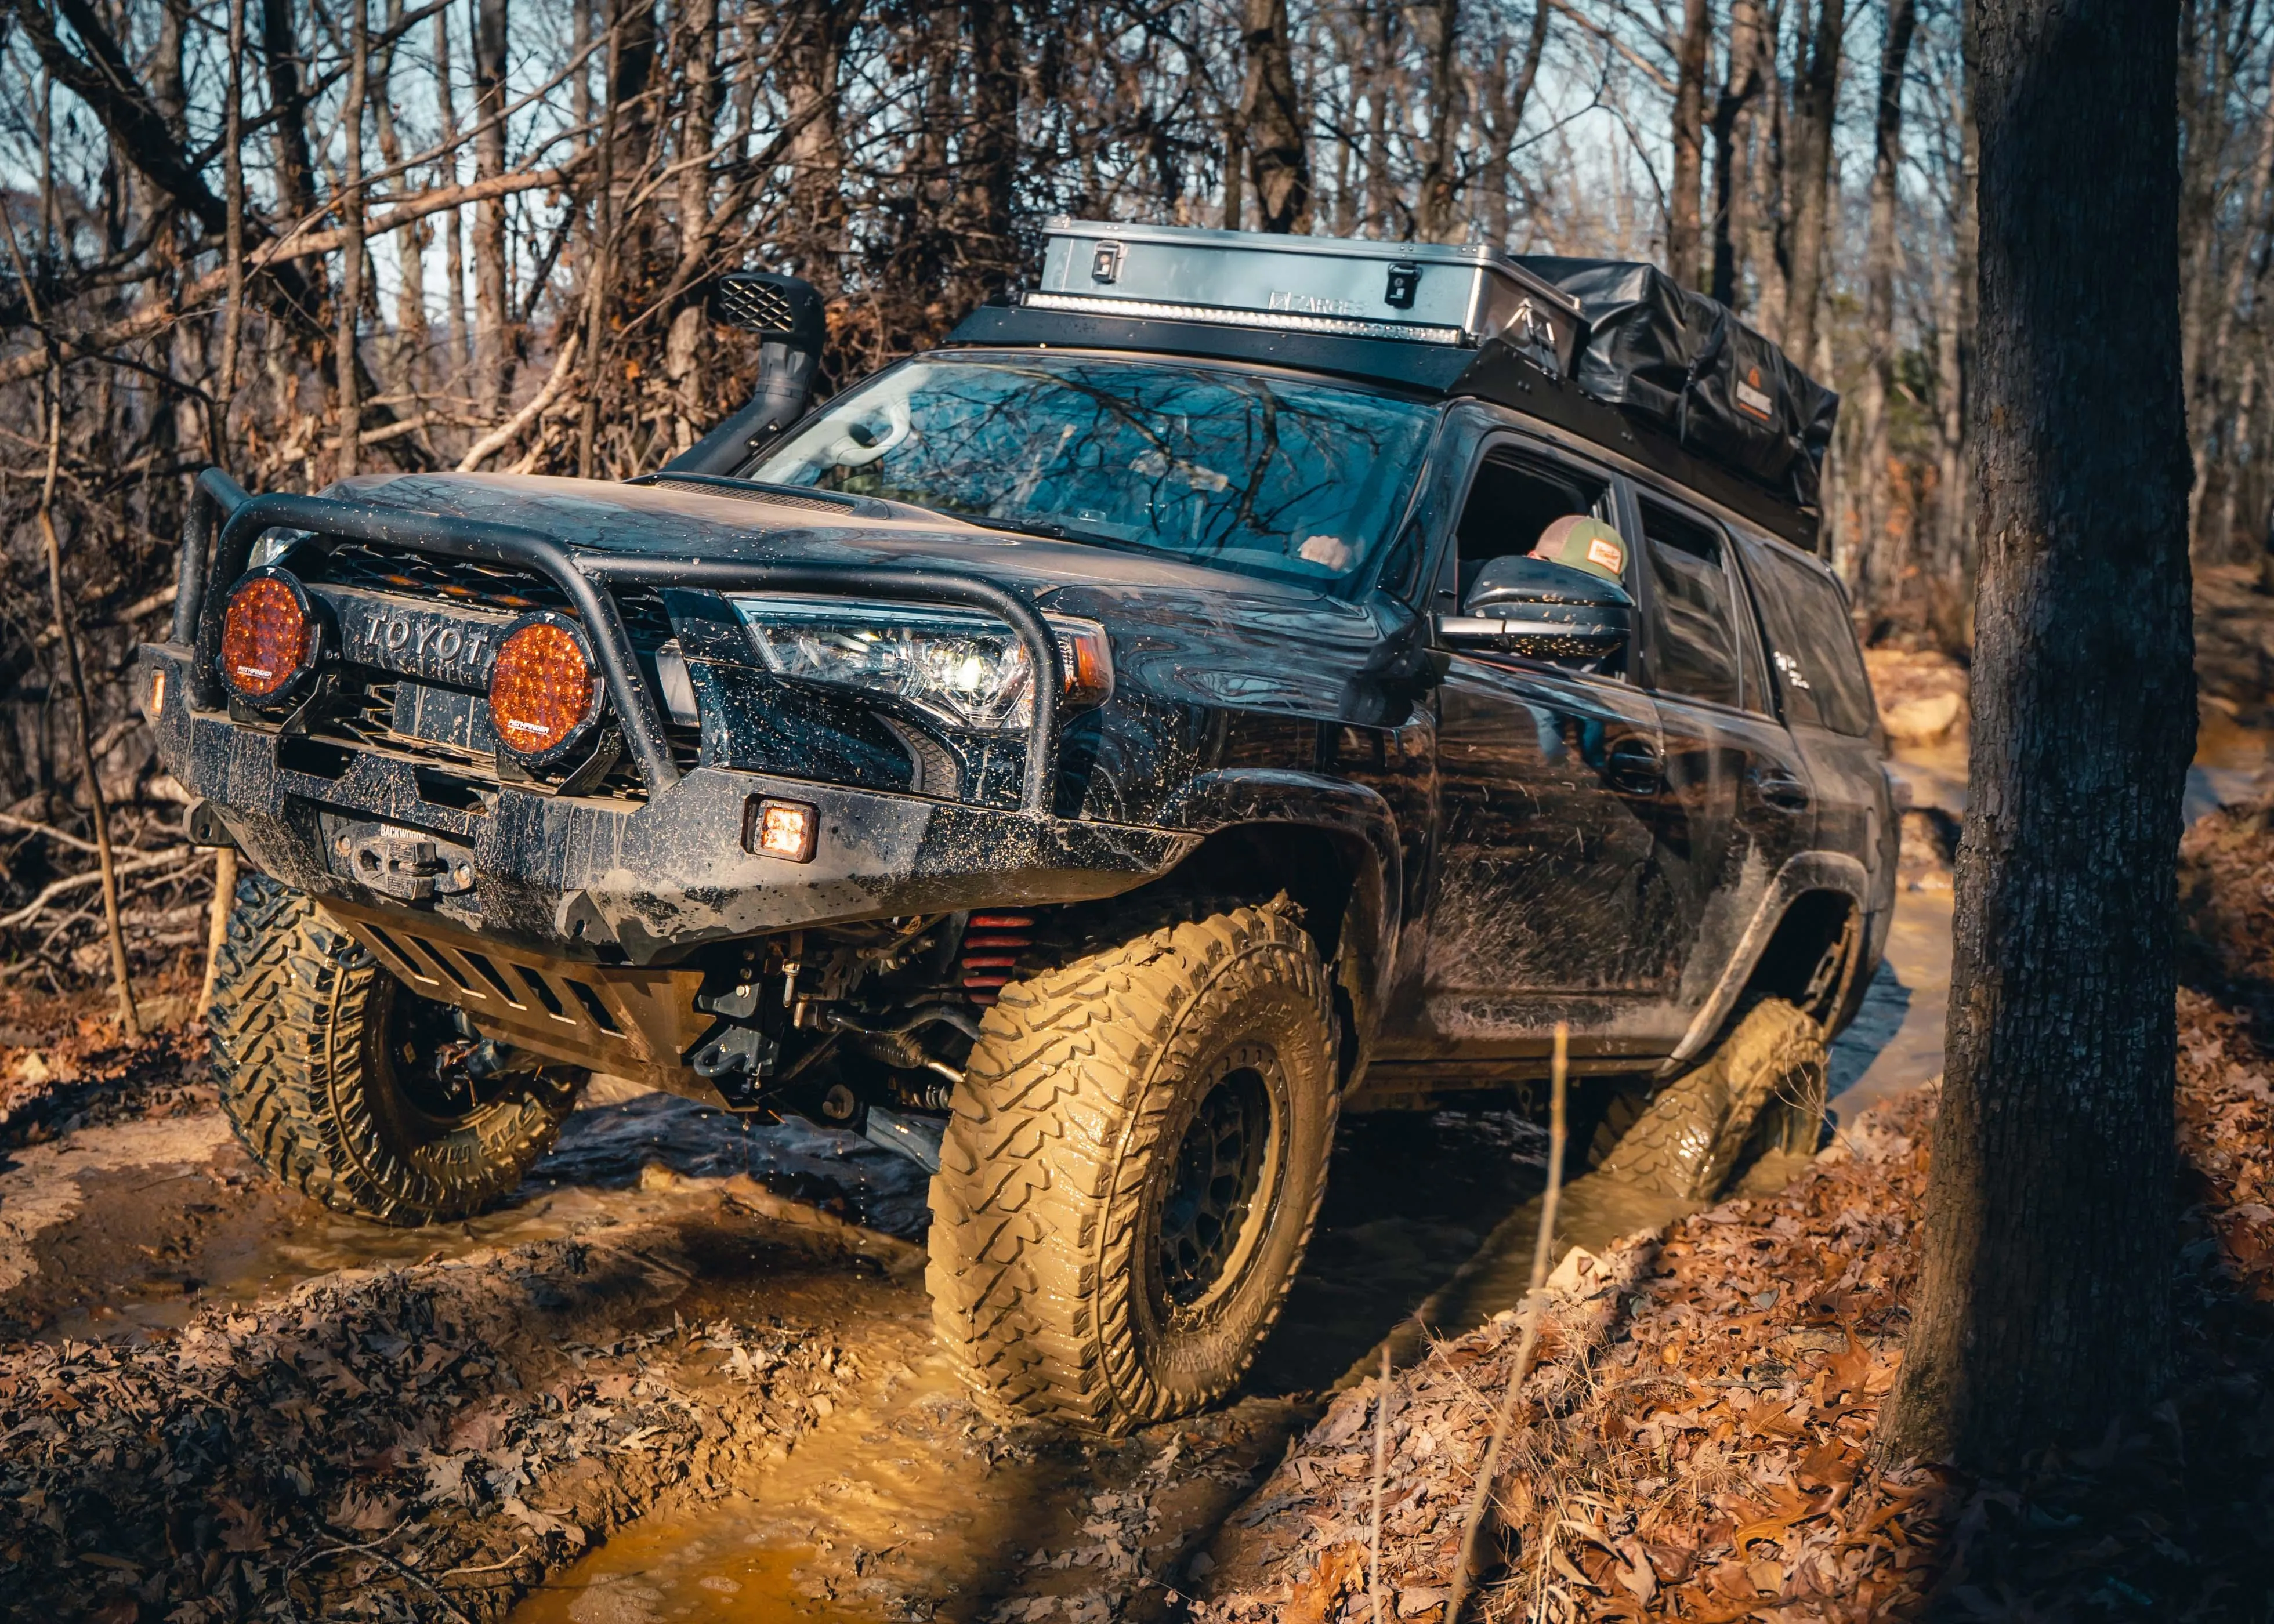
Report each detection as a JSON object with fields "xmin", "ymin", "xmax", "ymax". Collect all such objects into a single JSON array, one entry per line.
[
  {"xmin": 200, "ymin": 847, "xmax": 237, "ymax": 1016},
  {"xmin": 0, "ymin": 847, "xmax": 201, "ymax": 929},
  {"xmin": 0, "ymin": 810, "xmax": 99, "ymax": 855},
  {"xmin": 457, "ymin": 331, "xmax": 580, "ymax": 471},
  {"xmin": 1371, "ymin": 1341, "xmax": 1391, "ymax": 1623},
  {"xmin": 1447, "ymin": 1023, "xmax": 1570, "ymax": 1624}
]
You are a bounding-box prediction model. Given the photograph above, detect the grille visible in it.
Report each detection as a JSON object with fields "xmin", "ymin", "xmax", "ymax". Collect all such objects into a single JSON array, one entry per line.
[
  {"xmin": 310, "ymin": 541, "xmax": 673, "ymax": 647},
  {"xmin": 713, "ymin": 278, "xmax": 799, "ymax": 334},
  {"xmin": 291, "ymin": 542, "xmax": 690, "ymax": 803}
]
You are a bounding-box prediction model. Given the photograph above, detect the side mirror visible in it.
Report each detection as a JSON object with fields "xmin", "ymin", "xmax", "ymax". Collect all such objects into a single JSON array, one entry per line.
[
  {"xmin": 662, "ymin": 272, "xmax": 827, "ymax": 477},
  {"xmin": 1437, "ymin": 554, "xmax": 1632, "ymax": 659}
]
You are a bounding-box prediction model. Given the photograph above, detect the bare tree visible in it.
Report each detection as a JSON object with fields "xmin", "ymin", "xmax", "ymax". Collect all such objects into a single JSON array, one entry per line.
[{"xmin": 1876, "ymin": 0, "xmax": 2195, "ymax": 1471}]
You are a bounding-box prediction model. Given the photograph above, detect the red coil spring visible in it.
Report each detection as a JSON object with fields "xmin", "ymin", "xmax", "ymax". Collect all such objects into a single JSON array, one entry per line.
[{"xmin": 958, "ymin": 912, "xmax": 1034, "ymax": 1006}]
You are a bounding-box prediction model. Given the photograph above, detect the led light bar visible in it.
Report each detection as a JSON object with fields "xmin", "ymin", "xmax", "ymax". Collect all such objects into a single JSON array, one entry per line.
[{"xmin": 1020, "ymin": 290, "xmax": 1468, "ymax": 347}]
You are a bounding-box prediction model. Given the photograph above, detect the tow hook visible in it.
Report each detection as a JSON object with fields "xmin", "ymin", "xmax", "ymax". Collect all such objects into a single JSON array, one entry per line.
[{"xmin": 326, "ymin": 818, "xmax": 476, "ymax": 903}]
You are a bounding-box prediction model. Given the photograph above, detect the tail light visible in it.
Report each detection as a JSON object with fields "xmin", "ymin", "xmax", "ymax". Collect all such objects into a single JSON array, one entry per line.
[
  {"xmin": 489, "ymin": 614, "xmax": 604, "ymax": 764},
  {"xmin": 219, "ymin": 570, "xmax": 320, "ymax": 703}
]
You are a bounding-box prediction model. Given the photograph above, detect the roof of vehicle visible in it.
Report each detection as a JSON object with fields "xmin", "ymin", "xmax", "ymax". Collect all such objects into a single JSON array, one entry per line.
[{"xmin": 943, "ymin": 219, "xmax": 1825, "ymax": 556}]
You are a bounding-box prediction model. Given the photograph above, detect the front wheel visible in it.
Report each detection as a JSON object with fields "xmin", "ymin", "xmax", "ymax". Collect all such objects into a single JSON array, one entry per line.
[
  {"xmin": 208, "ymin": 875, "xmax": 578, "ymax": 1225},
  {"xmin": 926, "ymin": 898, "xmax": 1338, "ymax": 1433}
]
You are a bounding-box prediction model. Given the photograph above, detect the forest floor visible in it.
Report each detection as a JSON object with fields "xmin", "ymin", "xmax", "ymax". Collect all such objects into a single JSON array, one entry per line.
[
  {"xmin": 2, "ymin": 663, "xmax": 2271, "ymax": 1622},
  {"xmin": 1182, "ymin": 785, "xmax": 2274, "ymax": 1623}
]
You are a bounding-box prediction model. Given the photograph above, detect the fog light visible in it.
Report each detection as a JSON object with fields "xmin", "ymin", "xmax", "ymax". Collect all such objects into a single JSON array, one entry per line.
[
  {"xmin": 489, "ymin": 614, "xmax": 602, "ymax": 762},
  {"xmin": 147, "ymin": 668, "xmax": 166, "ymax": 719},
  {"xmin": 745, "ymin": 797, "xmax": 817, "ymax": 862},
  {"xmin": 219, "ymin": 571, "xmax": 317, "ymax": 702}
]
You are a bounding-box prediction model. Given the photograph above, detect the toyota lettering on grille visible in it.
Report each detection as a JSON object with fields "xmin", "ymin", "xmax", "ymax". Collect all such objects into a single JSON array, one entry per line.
[{"xmin": 318, "ymin": 585, "xmax": 513, "ymax": 687}]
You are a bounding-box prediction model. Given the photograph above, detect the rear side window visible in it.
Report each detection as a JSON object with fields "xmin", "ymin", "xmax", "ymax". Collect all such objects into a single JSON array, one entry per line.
[
  {"xmin": 1639, "ymin": 500, "xmax": 1742, "ymax": 708},
  {"xmin": 1738, "ymin": 535, "xmax": 1877, "ymax": 735}
]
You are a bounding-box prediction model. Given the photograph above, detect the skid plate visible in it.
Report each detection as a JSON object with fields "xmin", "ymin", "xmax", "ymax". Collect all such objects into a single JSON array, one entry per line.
[{"xmin": 321, "ymin": 898, "xmax": 710, "ymax": 1090}]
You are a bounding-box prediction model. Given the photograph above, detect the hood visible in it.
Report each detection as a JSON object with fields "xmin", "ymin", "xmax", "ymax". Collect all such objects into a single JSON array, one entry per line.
[{"xmin": 334, "ymin": 472, "xmax": 1414, "ymax": 722}]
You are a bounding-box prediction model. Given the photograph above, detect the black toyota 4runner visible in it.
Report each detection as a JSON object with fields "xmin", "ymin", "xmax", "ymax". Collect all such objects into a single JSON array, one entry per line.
[{"xmin": 141, "ymin": 222, "xmax": 1893, "ymax": 1433}]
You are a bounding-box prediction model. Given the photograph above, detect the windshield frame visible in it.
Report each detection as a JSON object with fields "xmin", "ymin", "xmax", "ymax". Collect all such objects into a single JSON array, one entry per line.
[{"xmin": 736, "ymin": 347, "xmax": 1449, "ymax": 600}]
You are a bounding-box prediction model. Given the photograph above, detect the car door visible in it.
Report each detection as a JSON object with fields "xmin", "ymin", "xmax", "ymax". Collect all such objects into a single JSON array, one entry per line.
[
  {"xmin": 1418, "ymin": 437, "xmax": 1665, "ymax": 1049},
  {"xmin": 1625, "ymin": 487, "xmax": 1818, "ymax": 1027}
]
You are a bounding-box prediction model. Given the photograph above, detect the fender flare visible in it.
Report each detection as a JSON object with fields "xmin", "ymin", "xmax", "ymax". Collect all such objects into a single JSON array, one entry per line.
[
  {"xmin": 1663, "ymin": 850, "xmax": 1874, "ymax": 1069},
  {"xmin": 1156, "ymin": 768, "xmax": 1403, "ymax": 1051}
]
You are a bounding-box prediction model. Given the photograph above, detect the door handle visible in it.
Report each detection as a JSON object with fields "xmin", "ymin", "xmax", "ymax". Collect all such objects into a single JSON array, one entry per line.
[
  {"xmin": 1606, "ymin": 737, "xmax": 1663, "ymax": 796},
  {"xmin": 1751, "ymin": 767, "xmax": 1812, "ymax": 813}
]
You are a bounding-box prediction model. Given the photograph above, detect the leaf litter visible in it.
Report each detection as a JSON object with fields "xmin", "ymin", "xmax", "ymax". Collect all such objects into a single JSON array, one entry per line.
[{"xmin": 1187, "ymin": 796, "xmax": 2274, "ymax": 1623}]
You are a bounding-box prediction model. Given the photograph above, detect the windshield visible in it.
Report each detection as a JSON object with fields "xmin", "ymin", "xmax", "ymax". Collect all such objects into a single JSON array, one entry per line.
[{"xmin": 745, "ymin": 354, "xmax": 1437, "ymax": 590}]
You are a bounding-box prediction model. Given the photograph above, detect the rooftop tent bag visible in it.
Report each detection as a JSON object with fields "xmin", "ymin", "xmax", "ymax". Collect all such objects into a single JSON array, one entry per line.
[{"xmin": 1516, "ymin": 258, "xmax": 1839, "ymax": 509}]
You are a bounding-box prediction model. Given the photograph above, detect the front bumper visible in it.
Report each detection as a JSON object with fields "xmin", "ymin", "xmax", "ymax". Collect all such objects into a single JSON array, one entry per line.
[{"xmin": 140, "ymin": 639, "xmax": 1194, "ymax": 965}]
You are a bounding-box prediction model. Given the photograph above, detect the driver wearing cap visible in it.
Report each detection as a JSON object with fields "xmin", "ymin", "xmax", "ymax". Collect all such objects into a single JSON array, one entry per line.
[{"xmin": 1529, "ymin": 514, "xmax": 1628, "ymax": 585}]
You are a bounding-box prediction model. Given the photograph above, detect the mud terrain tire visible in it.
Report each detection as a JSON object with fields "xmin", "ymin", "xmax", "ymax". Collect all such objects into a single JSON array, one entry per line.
[
  {"xmin": 927, "ymin": 898, "xmax": 1337, "ymax": 1433},
  {"xmin": 208, "ymin": 873, "xmax": 577, "ymax": 1224},
  {"xmin": 1592, "ymin": 998, "xmax": 1827, "ymax": 1199}
]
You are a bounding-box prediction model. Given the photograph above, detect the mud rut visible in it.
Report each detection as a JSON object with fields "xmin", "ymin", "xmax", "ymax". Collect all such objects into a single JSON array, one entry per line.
[{"xmin": 0, "ymin": 898, "xmax": 1949, "ymax": 1624}]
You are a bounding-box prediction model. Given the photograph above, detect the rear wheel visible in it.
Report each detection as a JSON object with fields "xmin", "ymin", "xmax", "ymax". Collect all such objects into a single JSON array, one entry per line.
[
  {"xmin": 208, "ymin": 874, "xmax": 578, "ymax": 1224},
  {"xmin": 1591, "ymin": 998, "xmax": 1827, "ymax": 1199},
  {"xmin": 926, "ymin": 898, "xmax": 1337, "ymax": 1433}
]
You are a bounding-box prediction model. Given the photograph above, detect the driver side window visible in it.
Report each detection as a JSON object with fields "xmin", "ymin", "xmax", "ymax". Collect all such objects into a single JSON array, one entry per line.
[{"xmin": 1448, "ymin": 448, "xmax": 1626, "ymax": 673}]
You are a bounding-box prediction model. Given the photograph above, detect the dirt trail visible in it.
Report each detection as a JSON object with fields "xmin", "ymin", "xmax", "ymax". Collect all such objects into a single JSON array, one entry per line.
[{"xmin": 0, "ymin": 780, "xmax": 1964, "ymax": 1624}]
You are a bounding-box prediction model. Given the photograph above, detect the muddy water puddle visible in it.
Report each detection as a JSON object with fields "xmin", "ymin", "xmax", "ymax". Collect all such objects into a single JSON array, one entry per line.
[{"xmin": 0, "ymin": 836, "xmax": 1967, "ymax": 1619}]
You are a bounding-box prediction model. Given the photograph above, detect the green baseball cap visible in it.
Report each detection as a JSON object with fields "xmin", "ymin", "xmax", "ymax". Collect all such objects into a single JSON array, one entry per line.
[{"xmin": 1530, "ymin": 515, "xmax": 1628, "ymax": 585}]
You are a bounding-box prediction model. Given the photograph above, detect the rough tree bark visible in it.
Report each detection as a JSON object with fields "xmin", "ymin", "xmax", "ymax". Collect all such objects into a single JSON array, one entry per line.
[
  {"xmin": 1781, "ymin": 0, "xmax": 1845, "ymax": 364},
  {"xmin": 1667, "ymin": 0, "xmax": 1714, "ymax": 287},
  {"xmin": 1240, "ymin": 0, "xmax": 1312, "ymax": 233},
  {"xmin": 1855, "ymin": 0, "xmax": 1919, "ymax": 613},
  {"xmin": 1875, "ymin": 0, "xmax": 2195, "ymax": 1473}
]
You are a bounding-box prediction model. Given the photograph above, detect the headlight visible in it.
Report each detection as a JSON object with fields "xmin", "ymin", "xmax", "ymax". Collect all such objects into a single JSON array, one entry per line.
[{"xmin": 730, "ymin": 597, "xmax": 1112, "ymax": 732}]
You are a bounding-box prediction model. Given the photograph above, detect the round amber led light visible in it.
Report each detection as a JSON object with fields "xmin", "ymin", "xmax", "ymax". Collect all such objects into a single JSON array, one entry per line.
[
  {"xmin": 219, "ymin": 575, "xmax": 312, "ymax": 700},
  {"xmin": 489, "ymin": 620, "xmax": 597, "ymax": 757}
]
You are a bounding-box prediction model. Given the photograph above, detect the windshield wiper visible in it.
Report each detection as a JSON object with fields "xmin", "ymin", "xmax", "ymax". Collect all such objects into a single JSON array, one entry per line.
[{"xmin": 938, "ymin": 509, "xmax": 1143, "ymax": 553}]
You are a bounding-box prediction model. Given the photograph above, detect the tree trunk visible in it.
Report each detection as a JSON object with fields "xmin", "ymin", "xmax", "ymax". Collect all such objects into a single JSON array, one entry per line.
[
  {"xmin": 1855, "ymin": 0, "xmax": 1919, "ymax": 614},
  {"xmin": 1932, "ymin": 48, "xmax": 1979, "ymax": 646},
  {"xmin": 1746, "ymin": 4, "xmax": 1788, "ymax": 340},
  {"xmin": 1240, "ymin": 0, "xmax": 1311, "ymax": 233},
  {"xmin": 1781, "ymin": 0, "xmax": 1845, "ymax": 363},
  {"xmin": 259, "ymin": 0, "xmax": 317, "ymax": 221},
  {"xmin": 959, "ymin": 0, "xmax": 1023, "ymax": 284},
  {"xmin": 218, "ymin": 0, "xmax": 247, "ymax": 428},
  {"xmin": 783, "ymin": 0, "xmax": 852, "ymax": 290},
  {"xmin": 1416, "ymin": 0, "xmax": 1462, "ymax": 241},
  {"xmin": 1710, "ymin": 0, "xmax": 1765, "ymax": 308},
  {"xmin": 472, "ymin": 0, "xmax": 513, "ymax": 415},
  {"xmin": 1667, "ymin": 0, "xmax": 1714, "ymax": 288},
  {"xmin": 1875, "ymin": 0, "xmax": 2194, "ymax": 1474},
  {"xmin": 336, "ymin": 0, "xmax": 367, "ymax": 478}
]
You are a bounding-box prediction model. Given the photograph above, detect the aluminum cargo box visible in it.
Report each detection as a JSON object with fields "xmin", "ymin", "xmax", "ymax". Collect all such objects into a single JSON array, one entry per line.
[{"xmin": 1026, "ymin": 219, "xmax": 1586, "ymax": 379}]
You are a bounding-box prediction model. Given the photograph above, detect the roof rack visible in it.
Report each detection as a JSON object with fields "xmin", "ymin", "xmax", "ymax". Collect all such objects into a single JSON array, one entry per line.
[{"xmin": 1027, "ymin": 218, "xmax": 1587, "ymax": 378}]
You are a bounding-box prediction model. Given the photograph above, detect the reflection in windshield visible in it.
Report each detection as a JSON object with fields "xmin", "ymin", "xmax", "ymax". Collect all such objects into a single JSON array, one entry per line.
[{"xmin": 745, "ymin": 356, "xmax": 1436, "ymax": 589}]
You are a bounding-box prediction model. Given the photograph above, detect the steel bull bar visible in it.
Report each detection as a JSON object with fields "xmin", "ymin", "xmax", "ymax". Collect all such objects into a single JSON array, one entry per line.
[{"xmin": 175, "ymin": 467, "xmax": 1067, "ymax": 813}]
